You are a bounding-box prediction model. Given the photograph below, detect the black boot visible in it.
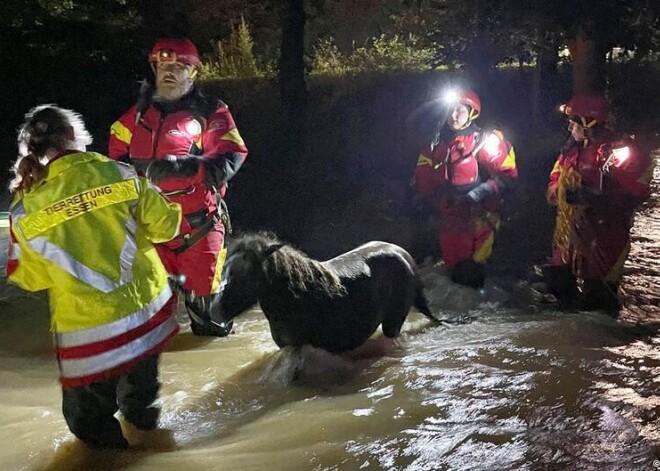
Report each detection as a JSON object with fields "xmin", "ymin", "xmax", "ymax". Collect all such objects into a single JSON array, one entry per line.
[
  {"xmin": 449, "ymin": 260, "xmax": 485, "ymax": 289},
  {"xmin": 184, "ymin": 294, "xmax": 233, "ymax": 337},
  {"xmin": 541, "ymin": 265, "xmax": 579, "ymax": 307},
  {"xmin": 578, "ymin": 279, "xmax": 620, "ymax": 314}
]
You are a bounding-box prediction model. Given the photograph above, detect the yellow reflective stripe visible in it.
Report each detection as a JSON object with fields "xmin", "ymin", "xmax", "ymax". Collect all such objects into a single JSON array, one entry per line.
[
  {"xmin": 550, "ymin": 160, "xmax": 561, "ymax": 174},
  {"xmin": 19, "ymin": 180, "xmax": 139, "ymax": 240},
  {"xmin": 220, "ymin": 128, "xmax": 245, "ymax": 147},
  {"xmin": 473, "ymin": 232, "xmax": 495, "ymax": 264},
  {"xmin": 417, "ymin": 154, "xmax": 434, "ymax": 167},
  {"xmin": 606, "ymin": 240, "xmax": 630, "ymax": 284},
  {"xmin": 110, "ymin": 120, "xmax": 133, "ymax": 145},
  {"xmin": 501, "ymin": 147, "xmax": 516, "ymax": 169},
  {"xmin": 211, "ymin": 247, "xmax": 228, "ymax": 294}
]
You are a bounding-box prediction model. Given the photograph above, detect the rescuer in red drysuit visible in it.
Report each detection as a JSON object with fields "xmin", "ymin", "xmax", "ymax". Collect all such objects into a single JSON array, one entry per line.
[
  {"xmin": 413, "ymin": 89, "xmax": 518, "ymax": 289},
  {"xmin": 544, "ymin": 93, "xmax": 653, "ymax": 312},
  {"xmin": 109, "ymin": 38, "xmax": 248, "ymax": 336}
]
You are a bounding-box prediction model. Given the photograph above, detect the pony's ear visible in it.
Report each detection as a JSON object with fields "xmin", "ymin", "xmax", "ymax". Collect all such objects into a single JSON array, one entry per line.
[{"xmin": 262, "ymin": 243, "xmax": 285, "ymax": 260}]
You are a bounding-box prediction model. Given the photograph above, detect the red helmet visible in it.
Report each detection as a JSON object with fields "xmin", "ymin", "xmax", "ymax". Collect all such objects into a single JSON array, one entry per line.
[
  {"xmin": 457, "ymin": 90, "xmax": 481, "ymax": 116},
  {"xmin": 149, "ymin": 38, "xmax": 200, "ymax": 66},
  {"xmin": 561, "ymin": 94, "xmax": 611, "ymax": 122}
]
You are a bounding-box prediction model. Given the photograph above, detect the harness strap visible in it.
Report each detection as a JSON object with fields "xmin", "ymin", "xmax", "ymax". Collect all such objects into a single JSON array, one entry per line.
[
  {"xmin": 173, "ymin": 197, "xmax": 231, "ymax": 254},
  {"xmin": 443, "ymin": 132, "xmax": 488, "ymax": 186},
  {"xmin": 174, "ymin": 211, "xmax": 219, "ymax": 255}
]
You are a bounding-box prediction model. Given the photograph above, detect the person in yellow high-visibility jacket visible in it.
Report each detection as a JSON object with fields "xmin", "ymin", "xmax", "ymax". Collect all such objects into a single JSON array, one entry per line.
[{"xmin": 6, "ymin": 105, "xmax": 182, "ymax": 449}]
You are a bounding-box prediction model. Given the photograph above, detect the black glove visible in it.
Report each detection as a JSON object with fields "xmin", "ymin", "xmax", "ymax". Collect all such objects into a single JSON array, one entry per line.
[
  {"xmin": 448, "ymin": 193, "xmax": 474, "ymax": 208},
  {"xmin": 564, "ymin": 187, "xmax": 600, "ymax": 206},
  {"xmin": 466, "ymin": 182, "xmax": 496, "ymax": 205},
  {"xmin": 146, "ymin": 155, "xmax": 202, "ymax": 183}
]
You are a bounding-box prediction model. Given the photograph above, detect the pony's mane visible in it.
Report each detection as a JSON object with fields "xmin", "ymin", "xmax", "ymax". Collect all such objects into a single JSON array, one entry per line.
[{"xmin": 230, "ymin": 232, "xmax": 346, "ymax": 297}]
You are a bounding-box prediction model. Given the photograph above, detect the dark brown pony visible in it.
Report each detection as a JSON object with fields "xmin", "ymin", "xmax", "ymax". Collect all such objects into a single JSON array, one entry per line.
[{"xmin": 211, "ymin": 233, "xmax": 438, "ymax": 353}]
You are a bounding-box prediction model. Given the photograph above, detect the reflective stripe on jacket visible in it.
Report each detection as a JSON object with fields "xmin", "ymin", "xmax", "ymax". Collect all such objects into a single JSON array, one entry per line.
[
  {"xmin": 7, "ymin": 152, "xmax": 182, "ymax": 386},
  {"xmin": 108, "ymin": 91, "xmax": 248, "ymax": 216}
]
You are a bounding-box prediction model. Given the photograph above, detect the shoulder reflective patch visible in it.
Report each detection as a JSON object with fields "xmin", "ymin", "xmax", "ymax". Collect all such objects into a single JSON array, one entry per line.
[
  {"xmin": 220, "ymin": 128, "xmax": 245, "ymax": 147},
  {"xmin": 550, "ymin": 159, "xmax": 561, "ymax": 174},
  {"xmin": 18, "ymin": 180, "xmax": 139, "ymax": 240},
  {"xmin": 110, "ymin": 120, "xmax": 133, "ymax": 145},
  {"xmin": 417, "ymin": 154, "xmax": 434, "ymax": 167},
  {"xmin": 501, "ymin": 147, "xmax": 517, "ymax": 169}
]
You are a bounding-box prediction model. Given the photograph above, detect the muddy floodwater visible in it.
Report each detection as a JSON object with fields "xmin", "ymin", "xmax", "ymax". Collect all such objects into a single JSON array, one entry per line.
[{"xmin": 0, "ymin": 153, "xmax": 658, "ymax": 471}]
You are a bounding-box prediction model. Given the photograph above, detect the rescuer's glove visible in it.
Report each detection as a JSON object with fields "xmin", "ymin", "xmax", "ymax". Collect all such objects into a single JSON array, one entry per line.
[
  {"xmin": 146, "ymin": 154, "xmax": 201, "ymax": 183},
  {"xmin": 465, "ymin": 182, "xmax": 496, "ymax": 204}
]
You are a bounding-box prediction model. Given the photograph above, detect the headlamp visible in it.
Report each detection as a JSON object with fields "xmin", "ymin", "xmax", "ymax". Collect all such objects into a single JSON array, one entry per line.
[
  {"xmin": 611, "ymin": 146, "xmax": 630, "ymax": 167},
  {"xmin": 443, "ymin": 90, "xmax": 459, "ymax": 105},
  {"xmin": 155, "ymin": 49, "xmax": 178, "ymax": 63},
  {"xmin": 150, "ymin": 49, "xmax": 197, "ymax": 66}
]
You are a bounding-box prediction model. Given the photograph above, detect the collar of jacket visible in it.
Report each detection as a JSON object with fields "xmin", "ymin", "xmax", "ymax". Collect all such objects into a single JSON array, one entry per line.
[
  {"xmin": 47, "ymin": 149, "xmax": 79, "ymax": 165},
  {"xmin": 438, "ymin": 122, "xmax": 480, "ymax": 142},
  {"xmin": 45, "ymin": 151, "xmax": 106, "ymax": 180}
]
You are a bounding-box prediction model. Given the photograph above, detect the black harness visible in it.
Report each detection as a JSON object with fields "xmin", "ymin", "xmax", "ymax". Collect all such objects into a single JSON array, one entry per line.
[{"xmin": 171, "ymin": 197, "xmax": 231, "ymax": 254}]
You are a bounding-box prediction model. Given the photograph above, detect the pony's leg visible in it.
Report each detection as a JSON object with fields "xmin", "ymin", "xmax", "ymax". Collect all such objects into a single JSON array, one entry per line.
[
  {"xmin": 382, "ymin": 314, "xmax": 407, "ymax": 338},
  {"xmin": 381, "ymin": 283, "xmax": 416, "ymax": 338},
  {"xmin": 381, "ymin": 268, "xmax": 417, "ymax": 338}
]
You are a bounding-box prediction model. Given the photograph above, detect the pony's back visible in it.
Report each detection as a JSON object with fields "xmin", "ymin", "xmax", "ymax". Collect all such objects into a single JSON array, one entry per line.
[{"xmin": 220, "ymin": 234, "xmax": 436, "ymax": 353}]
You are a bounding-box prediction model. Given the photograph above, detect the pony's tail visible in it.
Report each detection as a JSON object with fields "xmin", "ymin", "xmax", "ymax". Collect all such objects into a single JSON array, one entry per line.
[{"xmin": 414, "ymin": 281, "xmax": 438, "ymax": 322}]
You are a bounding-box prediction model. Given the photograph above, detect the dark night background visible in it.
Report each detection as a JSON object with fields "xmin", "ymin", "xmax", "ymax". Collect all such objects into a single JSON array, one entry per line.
[
  {"xmin": 2, "ymin": 4, "xmax": 660, "ymax": 467},
  {"xmin": 2, "ymin": 0, "xmax": 659, "ymax": 270}
]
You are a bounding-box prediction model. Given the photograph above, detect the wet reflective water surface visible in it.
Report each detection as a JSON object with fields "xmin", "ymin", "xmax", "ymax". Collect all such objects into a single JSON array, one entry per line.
[{"xmin": 0, "ymin": 153, "xmax": 658, "ymax": 471}]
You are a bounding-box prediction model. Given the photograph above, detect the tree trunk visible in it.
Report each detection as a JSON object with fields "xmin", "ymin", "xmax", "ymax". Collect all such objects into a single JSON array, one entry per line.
[
  {"xmin": 566, "ymin": 30, "xmax": 606, "ymax": 95},
  {"xmin": 276, "ymin": 0, "xmax": 309, "ymax": 237},
  {"xmin": 532, "ymin": 34, "xmax": 560, "ymax": 126},
  {"xmin": 279, "ymin": 0, "xmax": 307, "ymax": 120}
]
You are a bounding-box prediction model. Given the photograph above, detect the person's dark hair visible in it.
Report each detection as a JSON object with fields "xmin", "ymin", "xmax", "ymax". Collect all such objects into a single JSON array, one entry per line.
[
  {"xmin": 10, "ymin": 105, "xmax": 92, "ymax": 195},
  {"xmin": 17, "ymin": 105, "xmax": 92, "ymax": 157},
  {"xmin": 9, "ymin": 154, "xmax": 48, "ymax": 195}
]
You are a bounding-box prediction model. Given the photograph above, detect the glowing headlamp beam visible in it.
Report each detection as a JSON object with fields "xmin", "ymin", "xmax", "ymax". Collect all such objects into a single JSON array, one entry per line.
[{"xmin": 443, "ymin": 90, "xmax": 459, "ymax": 104}]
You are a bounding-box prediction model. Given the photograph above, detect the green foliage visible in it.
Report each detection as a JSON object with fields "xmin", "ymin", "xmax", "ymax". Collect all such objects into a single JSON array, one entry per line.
[
  {"xmin": 37, "ymin": 0, "xmax": 75, "ymax": 16},
  {"xmin": 198, "ymin": 16, "xmax": 273, "ymax": 79},
  {"xmin": 311, "ymin": 34, "xmax": 436, "ymax": 76},
  {"xmin": 311, "ymin": 38, "xmax": 347, "ymax": 75}
]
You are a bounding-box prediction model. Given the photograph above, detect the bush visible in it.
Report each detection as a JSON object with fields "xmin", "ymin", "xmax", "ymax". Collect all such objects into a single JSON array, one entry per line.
[
  {"xmin": 311, "ymin": 38, "xmax": 347, "ymax": 76},
  {"xmin": 310, "ymin": 35, "xmax": 436, "ymax": 76},
  {"xmin": 198, "ymin": 17, "xmax": 273, "ymax": 79}
]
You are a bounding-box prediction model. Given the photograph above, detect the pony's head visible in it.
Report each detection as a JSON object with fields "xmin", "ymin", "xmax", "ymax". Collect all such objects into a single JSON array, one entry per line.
[{"xmin": 211, "ymin": 233, "xmax": 284, "ymax": 326}]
